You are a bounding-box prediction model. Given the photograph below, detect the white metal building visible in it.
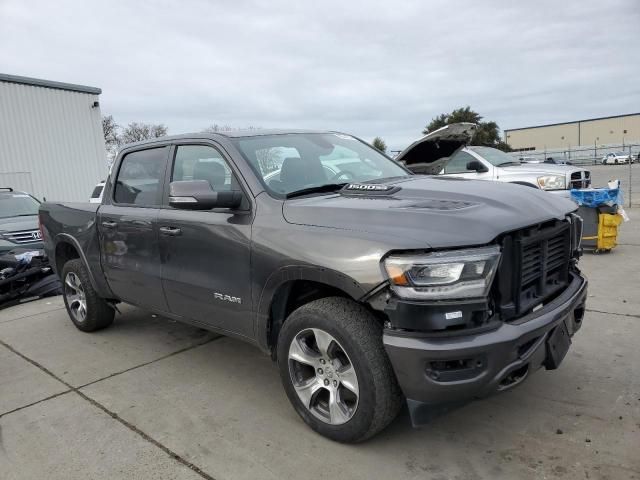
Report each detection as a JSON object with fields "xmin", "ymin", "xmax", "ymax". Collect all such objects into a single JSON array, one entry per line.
[{"xmin": 0, "ymin": 73, "xmax": 107, "ymax": 202}]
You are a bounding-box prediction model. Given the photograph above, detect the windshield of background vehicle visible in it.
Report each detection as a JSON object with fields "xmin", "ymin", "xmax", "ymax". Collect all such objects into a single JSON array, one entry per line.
[
  {"xmin": 232, "ymin": 133, "xmax": 410, "ymax": 196},
  {"xmin": 0, "ymin": 193, "xmax": 40, "ymax": 219},
  {"xmin": 468, "ymin": 146, "xmax": 521, "ymax": 166}
]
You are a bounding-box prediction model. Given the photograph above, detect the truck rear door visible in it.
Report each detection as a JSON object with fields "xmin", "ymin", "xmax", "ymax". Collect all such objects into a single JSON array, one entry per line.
[{"xmin": 98, "ymin": 145, "xmax": 170, "ymax": 312}]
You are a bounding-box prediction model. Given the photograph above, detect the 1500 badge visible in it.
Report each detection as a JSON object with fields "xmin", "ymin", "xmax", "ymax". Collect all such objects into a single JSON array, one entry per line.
[
  {"xmin": 214, "ymin": 292, "xmax": 242, "ymax": 304},
  {"xmin": 345, "ymin": 183, "xmax": 391, "ymax": 191}
]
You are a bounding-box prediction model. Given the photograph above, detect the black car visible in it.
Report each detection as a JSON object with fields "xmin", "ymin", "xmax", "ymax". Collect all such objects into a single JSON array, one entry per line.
[
  {"xmin": 0, "ymin": 188, "xmax": 44, "ymax": 254},
  {"xmin": 40, "ymin": 125, "xmax": 587, "ymax": 442}
]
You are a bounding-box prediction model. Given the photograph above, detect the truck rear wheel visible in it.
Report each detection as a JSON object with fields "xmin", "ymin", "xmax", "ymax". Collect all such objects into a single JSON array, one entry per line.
[
  {"xmin": 61, "ymin": 259, "xmax": 114, "ymax": 332},
  {"xmin": 277, "ymin": 297, "xmax": 403, "ymax": 442}
]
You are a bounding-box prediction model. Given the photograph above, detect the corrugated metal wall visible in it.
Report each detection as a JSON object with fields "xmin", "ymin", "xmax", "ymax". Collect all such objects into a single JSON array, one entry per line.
[{"xmin": 0, "ymin": 81, "xmax": 107, "ymax": 201}]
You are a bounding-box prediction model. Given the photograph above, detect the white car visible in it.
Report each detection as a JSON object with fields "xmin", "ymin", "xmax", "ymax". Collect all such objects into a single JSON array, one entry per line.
[
  {"xmin": 89, "ymin": 181, "xmax": 105, "ymax": 203},
  {"xmin": 602, "ymin": 152, "xmax": 633, "ymax": 165}
]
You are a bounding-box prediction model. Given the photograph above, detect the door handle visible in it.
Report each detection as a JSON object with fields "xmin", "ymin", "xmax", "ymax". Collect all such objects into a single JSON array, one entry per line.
[
  {"xmin": 101, "ymin": 221, "xmax": 117, "ymax": 229},
  {"xmin": 159, "ymin": 226, "xmax": 182, "ymax": 236}
]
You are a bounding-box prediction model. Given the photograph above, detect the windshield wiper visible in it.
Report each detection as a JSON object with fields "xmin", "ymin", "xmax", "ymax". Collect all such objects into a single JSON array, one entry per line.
[{"xmin": 285, "ymin": 183, "xmax": 348, "ymax": 199}]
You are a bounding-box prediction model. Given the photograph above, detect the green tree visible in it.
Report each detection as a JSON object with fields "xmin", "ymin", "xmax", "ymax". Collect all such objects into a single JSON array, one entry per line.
[
  {"xmin": 372, "ymin": 137, "xmax": 387, "ymax": 153},
  {"xmin": 422, "ymin": 106, "xmax": 511, "ymax": 152}
]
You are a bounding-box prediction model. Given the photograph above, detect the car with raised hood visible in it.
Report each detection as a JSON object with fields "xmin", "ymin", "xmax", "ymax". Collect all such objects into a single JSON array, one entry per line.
[
  {"xmin": 39, "ymin": 128, "xmax": 587, "ymax": 442},
  {"xmin": 397, "ymin": 123, "xmax": 591, "ymax": 194},
  {"xmin": 0, "ymin": 188, "xmax": 44, "ymax": 254}
]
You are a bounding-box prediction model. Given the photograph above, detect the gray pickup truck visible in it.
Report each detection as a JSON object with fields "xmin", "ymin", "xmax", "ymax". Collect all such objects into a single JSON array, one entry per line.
[{"xmin": 39, "ymin": 127, "xmax": 587, "ymax": 442}]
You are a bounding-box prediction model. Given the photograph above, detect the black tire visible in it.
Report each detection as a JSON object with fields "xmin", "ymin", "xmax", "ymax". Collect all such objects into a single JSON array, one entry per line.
[
  {"xmin": 277, "ymin": 297, "xmax": 403, "ymax": 443},
  {"xmin": 61, "ymin": 259, "xmax": 114, "ymax": 332}
]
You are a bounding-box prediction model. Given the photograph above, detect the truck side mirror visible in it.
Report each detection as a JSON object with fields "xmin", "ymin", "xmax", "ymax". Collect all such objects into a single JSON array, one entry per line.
[
  {"xmin": 169, "ymin": 180, "xmax": 243, "ymax": 210},
  {"xmin": 466, "ymin": 160, "xmax": 489, "ymax": 173}
]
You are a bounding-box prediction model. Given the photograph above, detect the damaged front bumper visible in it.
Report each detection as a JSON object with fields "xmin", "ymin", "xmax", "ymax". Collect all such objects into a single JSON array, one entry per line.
[{"xmin": 382, "ymin": 271, "xmax": 587, "ymax": 425}]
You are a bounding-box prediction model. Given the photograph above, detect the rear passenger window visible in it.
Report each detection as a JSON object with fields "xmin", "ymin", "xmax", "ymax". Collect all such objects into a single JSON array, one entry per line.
[
  {"xmin": 172, "ymin": 145, "xmax": 241, "ymax": 192},
  {"xmin": 113, "ymin": 147, "xmax": 168, "ymax": 206}
]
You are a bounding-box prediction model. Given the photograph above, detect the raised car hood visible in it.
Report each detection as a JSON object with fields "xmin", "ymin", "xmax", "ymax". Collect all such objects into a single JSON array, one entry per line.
[
  {"xmin": 283, "ymin": 176, "xmax": 577, "ymax": 248},
  {"xmin": 395, "ymin": 123, "xmax": 476, "ymax": 174}
]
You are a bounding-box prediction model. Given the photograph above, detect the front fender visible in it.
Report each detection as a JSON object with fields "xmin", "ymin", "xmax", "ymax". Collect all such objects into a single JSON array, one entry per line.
[{"xmin": 254, "ymin": 265, "xmax": 367, "ymax": 352}]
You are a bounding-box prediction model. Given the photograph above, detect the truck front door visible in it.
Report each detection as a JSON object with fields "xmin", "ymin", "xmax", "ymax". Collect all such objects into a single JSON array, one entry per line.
[
  {"xmin": 98, "ymin": 146, "xmax": 170, "ymax": 312},
  {"xmin": 442, "ymin": 150, "xmax": 493, "ymax": 180},
  {"xmin": 157, "ymin": 143, "xmax": 253, "ymax": 338}
]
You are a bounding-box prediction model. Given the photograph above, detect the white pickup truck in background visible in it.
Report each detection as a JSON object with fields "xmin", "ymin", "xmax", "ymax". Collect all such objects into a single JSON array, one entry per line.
[{"xmin": 397, "ymin": 124, "xmax": 591, "ymax": 198}]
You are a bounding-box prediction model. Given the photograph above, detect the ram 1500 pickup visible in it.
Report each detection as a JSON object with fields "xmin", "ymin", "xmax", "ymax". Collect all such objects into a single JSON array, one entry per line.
[{"xmin": 39, "ymin": 124, "xmax": 587, "ymax": 442}]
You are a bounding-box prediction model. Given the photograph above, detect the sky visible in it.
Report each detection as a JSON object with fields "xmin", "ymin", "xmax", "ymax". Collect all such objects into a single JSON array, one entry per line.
[{"xmin": 1, "ymin": 0, "xmax": 639, "ymax": 151}]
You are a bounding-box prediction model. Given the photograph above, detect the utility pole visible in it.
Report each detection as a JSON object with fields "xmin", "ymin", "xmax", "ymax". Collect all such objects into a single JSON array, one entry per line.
[{"xmin": 627, "ymin": 138, "xmax": 632, "ymax": 208}]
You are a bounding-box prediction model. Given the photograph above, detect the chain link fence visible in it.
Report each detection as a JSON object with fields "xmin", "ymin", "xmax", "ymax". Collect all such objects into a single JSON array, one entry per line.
[
  {"xmin": 508, "ymin": 142, "xmax": 639, "ymax": 207},
  {"xmin": 508, "ymin": 142, "xmax": 640, "ymax": 166}
]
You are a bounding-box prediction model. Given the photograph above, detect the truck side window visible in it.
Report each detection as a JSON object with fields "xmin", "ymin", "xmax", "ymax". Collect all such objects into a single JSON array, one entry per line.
[
  {"xmin": 172, "ymin": 145, "xmax": 241, "ymax": 192},
  {"xmin": 113, "ymin": 147, "xmax": 167, "ymax": 206},
  {"xmin": 444, "ymin": 151, "xmax": 476, "ymax": 174}
]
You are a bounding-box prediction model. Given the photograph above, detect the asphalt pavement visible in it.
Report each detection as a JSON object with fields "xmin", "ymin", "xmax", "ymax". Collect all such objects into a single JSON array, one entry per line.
[{"xmin": 1, "ymin": 210, "xmax": 639, "ymax": 480}]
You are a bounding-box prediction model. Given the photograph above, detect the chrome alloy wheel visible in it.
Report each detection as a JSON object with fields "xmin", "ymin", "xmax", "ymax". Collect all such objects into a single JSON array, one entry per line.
[
  {"xmin": 64, "ymin": 272, "xmax": 87, "ymax": 323},
  {"xmin": 288, "ymin": 328, "xmax": 359, "ymax": 425}
]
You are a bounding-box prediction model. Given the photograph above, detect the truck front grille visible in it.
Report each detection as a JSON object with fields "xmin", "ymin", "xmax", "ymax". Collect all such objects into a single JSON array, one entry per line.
[
  {"xmin": 570, "ymin": 171, "xmax": 591, "ymax": 189},
  {"xmin": 495, "ymin": 221, "xmax": 571, "ymax": 320},
  {"xmin": 4, "ymin": 229, "xmax": 42, "ymax": 244}
]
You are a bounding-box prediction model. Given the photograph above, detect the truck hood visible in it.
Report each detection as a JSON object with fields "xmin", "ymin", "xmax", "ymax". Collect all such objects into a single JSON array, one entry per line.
[
  {"xmin": 0, "ymin": 215, "xmax": 38, "ymax": 233},
  {"xmin": 283, "ymin": 176, "xmax": 577, "ymax": 248},
  {"xmin": 499, "ymin": 163, "xmax": 586, "ymax": 175},
  {"xmin": 395, "ymin": 123, "xmax": 476, "ymax": 175}
]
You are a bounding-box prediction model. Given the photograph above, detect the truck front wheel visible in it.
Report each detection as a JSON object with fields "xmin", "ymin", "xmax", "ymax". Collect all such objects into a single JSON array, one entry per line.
[
  {"xmin": 61, "ymin": 259, "xmax": 114, "ymax": 332},
  {"xmin": 277, "ymin": 297, "xmax": 403, "ymax": 442}
]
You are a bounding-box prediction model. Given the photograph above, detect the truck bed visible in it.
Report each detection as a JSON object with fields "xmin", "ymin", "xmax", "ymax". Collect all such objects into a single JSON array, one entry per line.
[{"xmin": 39, "ymin": 202, "xmax": 101, "ymax": 276}]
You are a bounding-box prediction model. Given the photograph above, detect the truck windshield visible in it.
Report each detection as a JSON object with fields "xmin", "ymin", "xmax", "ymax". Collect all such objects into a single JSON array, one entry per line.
[
  {"xmin": 232, "ymin": 133, "xmax": 410, "ymax": 197},
  {"xmin": 468, "ymin": 146, "xmax": 521, "ymax": 166},
  {"xmin": 0, "ymin": 193, "xmax": 40, "ymax": 219}
]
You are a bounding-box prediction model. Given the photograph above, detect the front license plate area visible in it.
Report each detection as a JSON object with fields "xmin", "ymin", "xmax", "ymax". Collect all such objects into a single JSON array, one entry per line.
[{"xmin": 545, "ymin": 320, "xmax": 571, "ymax": 370}]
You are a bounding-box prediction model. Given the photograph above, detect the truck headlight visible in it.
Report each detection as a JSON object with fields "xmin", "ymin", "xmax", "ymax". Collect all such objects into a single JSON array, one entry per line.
[
  {"xmin": 383, "ymin": 245, "xmax": 501, "ymax": 300},
  {"xmin": 537, "ymin": 174, "xmax": 566, "ymax": 190}
]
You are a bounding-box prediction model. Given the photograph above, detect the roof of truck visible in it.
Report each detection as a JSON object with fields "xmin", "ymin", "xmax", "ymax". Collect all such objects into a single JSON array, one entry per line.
[
  {"xmin": 216, "ymin": 128, "xmax": 333, "ymax": 138},
  {"xmin": 119, "ymin": 129, "xmax": 339, "ymax": 149}
]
